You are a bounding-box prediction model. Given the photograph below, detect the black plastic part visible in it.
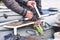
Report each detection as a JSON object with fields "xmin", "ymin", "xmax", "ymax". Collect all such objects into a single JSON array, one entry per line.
[{"xmin": 3, "ymin": 14, "xmax": 8, "ymax": 19}]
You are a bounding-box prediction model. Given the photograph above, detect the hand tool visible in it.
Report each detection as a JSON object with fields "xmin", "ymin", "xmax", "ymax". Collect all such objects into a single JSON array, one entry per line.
[{"xmin": 33, "ymin": 4, "xmax": 44, "ymax": 35}]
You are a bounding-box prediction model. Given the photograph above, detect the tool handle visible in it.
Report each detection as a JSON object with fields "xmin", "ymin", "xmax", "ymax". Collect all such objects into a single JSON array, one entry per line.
[
  {"xmin": 34, "ymin": 5, "xmax": 42, "ymax": 18},
  {"xmin": 14, "ymin": 28, "xmax": 17, "ymax": 35}
]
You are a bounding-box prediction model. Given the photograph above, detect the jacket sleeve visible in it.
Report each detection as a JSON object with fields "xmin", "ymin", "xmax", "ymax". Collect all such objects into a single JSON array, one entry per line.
[
  {"xmin": 2, "ymin": 0, "xmax": 28, "ymax": 16},
  {"xmin": 36, "ymin": 0, "xmax": 41, "ymax": 10},
  {"xmin": 16, "ymin": 0, "xmax": 28, "ymax": 5}
]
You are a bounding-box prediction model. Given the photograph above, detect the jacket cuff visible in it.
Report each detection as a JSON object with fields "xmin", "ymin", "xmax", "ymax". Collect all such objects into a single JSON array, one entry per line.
[{"xmin": 20, "ymin": 9, "xmax": 27, "ymax": 17}]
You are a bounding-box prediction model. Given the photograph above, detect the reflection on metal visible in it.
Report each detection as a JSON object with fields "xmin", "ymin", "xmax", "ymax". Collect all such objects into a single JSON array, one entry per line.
[{"xmin": 0, "ymin": 6, "xmax": 7, "ymax": 9}]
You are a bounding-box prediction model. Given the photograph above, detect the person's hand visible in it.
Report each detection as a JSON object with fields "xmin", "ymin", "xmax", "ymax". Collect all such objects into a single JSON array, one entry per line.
[
  {"xmin": 34, "ymin": 18, "xmax": 44, "ymax": 25},
  {"xmin": 34, "ymin": 19, "xmax": 41, "ymax": 25},
  {"xmin": 27, "ymin": 1, "xmax": 36, "ymax": 7},
  {"xmin": 25, "ymin": 11, "xmax": 33, "ymax": 20}
]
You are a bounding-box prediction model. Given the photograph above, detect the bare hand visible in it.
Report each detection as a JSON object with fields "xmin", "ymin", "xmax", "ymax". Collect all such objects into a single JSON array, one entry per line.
[
  {"xmin": 27, "ymin": 1, "xmax": 36, "ymax": 7},
  {"xmin": 34, "ymin": 17, "xmax": 45, "ymax": 25},
  {"xmin": 25, "ymin": 11, "xmax": 33, "ymax": 20},
  {"xmin": 34, "ymin": 19, "xmax": 41, "ymax": 25}
]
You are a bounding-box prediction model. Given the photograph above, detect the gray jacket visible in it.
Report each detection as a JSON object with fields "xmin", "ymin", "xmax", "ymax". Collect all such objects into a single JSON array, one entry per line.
[{"xmin": 2, "ymin": 0, "xmax": 41, "ymax": 17}]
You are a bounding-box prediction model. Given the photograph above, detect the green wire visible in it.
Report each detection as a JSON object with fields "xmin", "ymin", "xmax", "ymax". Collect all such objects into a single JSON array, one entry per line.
[{"xmin": 34, "ymin": 24, "xmax": 44, "ymax": 35}]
